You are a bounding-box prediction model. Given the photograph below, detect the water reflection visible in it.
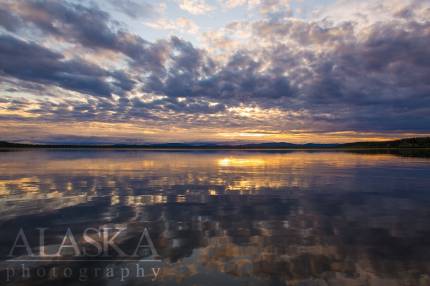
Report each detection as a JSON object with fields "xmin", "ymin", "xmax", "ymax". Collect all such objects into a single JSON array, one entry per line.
[{"xmin": 0, "ymin": 150, "xmax": 429, "ymax": 285}]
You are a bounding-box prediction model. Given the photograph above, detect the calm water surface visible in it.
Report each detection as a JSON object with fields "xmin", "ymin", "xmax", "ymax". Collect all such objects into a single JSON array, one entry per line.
[{"xmin": 0, "ymin": 150, "xmax": 429, "ymax": 285}]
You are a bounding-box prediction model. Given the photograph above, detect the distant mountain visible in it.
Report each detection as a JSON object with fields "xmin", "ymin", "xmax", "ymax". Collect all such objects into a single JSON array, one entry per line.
[
  {"xmin": 0, "ymin": 141, "xmax": 33, "ymax": 148},
  {"xmin": 239, "ymin": 142, "xmax": 340, "ymax": 148},
  {"xmin": 240, "ymin": 142, "xmax": 298, "ymax": 148},
  {"xmin": 1, "ymin": 137, "xmax": 429, "ymax": 149},
  {"xmin": 340, "ymin": 137, "xmax": 430, "ymax": 148}
]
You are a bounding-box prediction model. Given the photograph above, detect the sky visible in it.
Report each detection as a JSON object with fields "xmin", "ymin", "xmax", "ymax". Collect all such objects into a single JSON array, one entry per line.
[{"xmin": 0, "ymin": 0, "xmax": 429, "ymax": 144}]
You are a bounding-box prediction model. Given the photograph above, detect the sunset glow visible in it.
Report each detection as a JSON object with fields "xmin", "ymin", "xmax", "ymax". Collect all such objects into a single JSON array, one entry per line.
[{"xmin": 0, "ymin": 0, "xmax": 429, "ymax": 143}]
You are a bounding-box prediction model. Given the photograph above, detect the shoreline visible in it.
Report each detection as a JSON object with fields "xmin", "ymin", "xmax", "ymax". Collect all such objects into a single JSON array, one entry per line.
[{"xmin": 1, "ymin": 147, "xmax": 430, "ymax": 150}]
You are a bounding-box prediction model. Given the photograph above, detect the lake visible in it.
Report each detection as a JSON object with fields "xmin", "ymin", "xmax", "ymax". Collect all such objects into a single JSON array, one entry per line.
[{"xmin": 0, "ymin": 150, "xmax": 429, "ymax": 285}]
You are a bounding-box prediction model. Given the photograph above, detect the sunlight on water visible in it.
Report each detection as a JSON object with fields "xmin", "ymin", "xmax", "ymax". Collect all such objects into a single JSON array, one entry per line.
[
  {"xmin": 0, "ymin": 150, "xmax": 429, "ymax": 286},
  {"xmin": 217, "ymin": 157, "xmax": 267, "ymax": 167},
  {"xmin": 1, "ymin": 151, "xmax": 428, "ymax": 200}
]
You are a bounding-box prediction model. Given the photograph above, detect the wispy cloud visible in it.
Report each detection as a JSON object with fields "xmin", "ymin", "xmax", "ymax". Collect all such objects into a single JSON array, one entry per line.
[
  {"xmin": 145, "ymin": 17, "xmax": 199, "ymax": 34},
  {"xmin": 107, "ymin": 0, "xmax": 165, "ymax": 19},
  {"xmin": 220, "ymin": 0, "xmax": 248, "ymax": 9},
  {"xmin": 177, "ymin": 0, "xmax": 214, "ymax": 15}
]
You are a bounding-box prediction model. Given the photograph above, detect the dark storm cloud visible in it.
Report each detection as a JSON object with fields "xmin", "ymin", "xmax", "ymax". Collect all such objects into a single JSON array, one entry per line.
[{"xmin": 0, "ymin": 35, "xmax": 134, "ymax": 97}]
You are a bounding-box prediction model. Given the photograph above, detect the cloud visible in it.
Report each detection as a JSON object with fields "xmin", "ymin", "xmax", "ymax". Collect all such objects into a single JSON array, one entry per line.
[
  {"xmin": 0, "ymin": 35, "xmax": 134, "ymax": 98},
  {"xmin": 141, "ymin": 1, "xmax": 430, "ymax": 132},
  {"xmin": 3, "ymin": 0, "xmax": 116, "ymax": 49},
  {"xmin": 257, "ymin": 0, "xmax": 293, "ymax": 20},
  {"xmin": 1, "ymin": 1, "xmax": 148, "ymax": 60},
  {"xmin": 0, "ymin": 0, "xmax": 429, "ymax": 141},
  {"xmin": 0, "ymin": 0, "xmax": 175, "ymax": 75},
  {"xmin": 0, "ymin": 6, "xmax": 22, "ymax": 32},
  {"xmin": 107, "ymin": 0, "xmax": 163, "ymax": 19},
  {"xmin": 220, "ymin": 0, "xmax": 292, "ymax": 19},
  {"xmin": 145, "ymin": 17, "xmax": 199, "ymax": 34},
  {"xmin": 177, "ymin": 0, "xmax": 214, "ymax": 15},
  {"xmin": 220, "ymin": 0, "xmax": 247, "ymax": 9}
]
